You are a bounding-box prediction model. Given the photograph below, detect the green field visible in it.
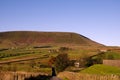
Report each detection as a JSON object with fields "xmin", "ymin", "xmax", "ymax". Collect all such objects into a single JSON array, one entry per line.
[
  {"xmin": 0, "ymin": 45, "xmax": 100, "ymax": 74},
  {"xmin": 80, "ymin": 64, "xmax": 120, "ymax": 75}
]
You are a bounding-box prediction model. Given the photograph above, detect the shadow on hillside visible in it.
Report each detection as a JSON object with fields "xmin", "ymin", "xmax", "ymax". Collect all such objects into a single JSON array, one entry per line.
[{"xmin": 24, "ymin": 75, "xmax": 51, "ymax": 80}]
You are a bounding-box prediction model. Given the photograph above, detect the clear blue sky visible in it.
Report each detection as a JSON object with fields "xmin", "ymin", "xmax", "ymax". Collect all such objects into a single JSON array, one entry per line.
[{"xmin": 0, "ymin": 0, "xmax": 120, "ymax": 46}]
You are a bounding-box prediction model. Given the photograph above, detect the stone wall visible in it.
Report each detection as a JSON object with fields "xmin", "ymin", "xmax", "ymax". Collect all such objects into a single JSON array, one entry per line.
[{"xmin": 103, "ymin": 60, "xmax": 120, "ymax": 67}]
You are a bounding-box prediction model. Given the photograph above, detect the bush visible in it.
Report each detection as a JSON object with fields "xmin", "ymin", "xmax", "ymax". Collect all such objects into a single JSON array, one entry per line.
[
  {"xmin": 86, "ymin": 56, "xmax": 103, "ymax": 67},
  {"xmin": 59, "ymin": 47, "xmax": 69, "ymax": 52},
  {"xmin": 55, "ymin": 53, "xmax": 69, "ymax": 72}
]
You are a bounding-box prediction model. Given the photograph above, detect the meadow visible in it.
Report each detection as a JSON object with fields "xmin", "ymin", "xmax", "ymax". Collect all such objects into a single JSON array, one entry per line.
[
  {"xmin": 0, "ymin": 46, "xmax": 120, "ymax": 80},
  {"xmin": 0, "ymin": 45, "xmax": 100, "ymax": 73}
]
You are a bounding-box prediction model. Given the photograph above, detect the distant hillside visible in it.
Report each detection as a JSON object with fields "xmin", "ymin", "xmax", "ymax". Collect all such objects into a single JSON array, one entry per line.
[{"xmin": 0, "ymin": 31, "xmax": 103, "ymax": 47}]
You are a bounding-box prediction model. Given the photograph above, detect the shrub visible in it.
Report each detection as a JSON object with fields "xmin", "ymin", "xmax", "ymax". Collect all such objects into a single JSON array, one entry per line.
[
  {"xmin": 55, "ymin": 53, "xmax": 69, "ymax": 72},
  {"xmin": 59, "ymin": 47, "xmax": 69, "ymax": 52}
]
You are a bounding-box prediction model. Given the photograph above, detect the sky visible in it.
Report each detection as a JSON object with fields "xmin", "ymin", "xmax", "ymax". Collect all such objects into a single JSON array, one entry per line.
[{"xmin": 0, "ymin": 0, "xmax": 120, "ymax": 46}]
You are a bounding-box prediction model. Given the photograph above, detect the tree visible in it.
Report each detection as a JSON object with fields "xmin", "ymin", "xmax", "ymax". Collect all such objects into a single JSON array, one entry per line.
[
  {"xmin": 59, "ymin": 47, "xmax": 69, "ymax": 52},
  {"xmin": 54, "ymin": 53, "xmax": 69, "ymax": 72},
  {"xmin": 48, "ymin": 56, "xmax": 56, "ymax": 66}
]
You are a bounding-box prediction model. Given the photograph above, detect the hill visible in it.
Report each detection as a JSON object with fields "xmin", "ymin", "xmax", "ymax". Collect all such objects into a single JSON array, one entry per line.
[{"xmin": 0, "ymin": 31, "xmax": 103, "ymax": 48}]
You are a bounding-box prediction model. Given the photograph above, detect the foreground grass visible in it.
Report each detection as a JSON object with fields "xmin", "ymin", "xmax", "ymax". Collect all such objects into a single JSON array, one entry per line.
[
  {"xmin": 80, "ymin": 64, "xmax": 120, "ymax": 75},
  {"xmin": 59, "ymin": 64, "xmax": 120, "ymax": 80},
  {"xmin": 58, "ymin": 71, "xmax": 120, "ymax": 80}
]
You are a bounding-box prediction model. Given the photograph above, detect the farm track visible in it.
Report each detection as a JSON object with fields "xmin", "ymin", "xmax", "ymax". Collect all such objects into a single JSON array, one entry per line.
[{"xmin": 0, "ymin": 57, "xmax": 40, "ymax": 64}]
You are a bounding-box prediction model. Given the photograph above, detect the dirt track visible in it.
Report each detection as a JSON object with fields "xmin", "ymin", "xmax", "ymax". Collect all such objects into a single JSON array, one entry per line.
[{"xmin": 0, "ymin": 57, "xmax": 40, "ymax": 64}]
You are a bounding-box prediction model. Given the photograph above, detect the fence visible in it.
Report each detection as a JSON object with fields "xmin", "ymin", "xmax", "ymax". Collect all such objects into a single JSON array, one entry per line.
[
  {"xmin": 0, "ymin": 71, "xmax": 48, "ymax": 80},
  {"xmin": 1, "ymin": 71, "xmax": 120, "ymax": 80}
]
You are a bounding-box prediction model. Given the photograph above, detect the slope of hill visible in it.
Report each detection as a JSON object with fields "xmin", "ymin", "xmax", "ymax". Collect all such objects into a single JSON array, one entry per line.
[
  {"xmin": 80, "ymin": 64, "xmax": 120, "ymax": 75},
  {"xmin": 0, "ymin": 31, "xmax": 103, "ymax": 48}
]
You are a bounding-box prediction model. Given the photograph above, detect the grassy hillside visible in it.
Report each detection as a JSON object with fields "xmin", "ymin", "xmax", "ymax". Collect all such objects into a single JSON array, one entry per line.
[
  {"xmin": 0, "ymin": 31, "xmax": 103, "ymax": 48},
  {"xmin": 102, "ymin": 51, "xmax": 120, "ymax": 59},
  {"xmin": 80, "ymin": 64, "xmax": 120, "ymax": 75}
]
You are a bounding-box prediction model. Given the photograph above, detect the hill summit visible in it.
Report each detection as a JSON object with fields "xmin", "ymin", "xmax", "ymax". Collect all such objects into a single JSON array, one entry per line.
[{"xmin": 0, "ymin": 31, "xmax": 103, "ymax": 47}]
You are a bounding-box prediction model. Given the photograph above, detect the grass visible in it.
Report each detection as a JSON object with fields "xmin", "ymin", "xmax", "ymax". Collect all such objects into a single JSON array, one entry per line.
[
  {"xmin": 103, "ymin": 51, "xmax": 120, "ymax": 59},
  {"xmin": 91, "ymin": 51, "xmax": 120, "ymax": 61},
  {"xmin": 68, "ymin": 49, "xmax": 97, "ymax": 59},
  {"xmin": 0, "ymin": 58, "xmax": 52, "ymax": 73},
  {"xmin": 0, "ymin": 47, "xmax": 53, "ymax": 61},
  {"xmin": 0, "ymin": 40, "xmax": 119, "ymax": 75},
  {"xmin": 0, "ymin": 45, "xmax": 61, "ymax": 73},
  {"xmin": 80, "ymin": 64, "xmax": 120, "ymax": 75},
  {"xmin": 58, "ymin": 71, "xmax": 120, "ymax": 80}
]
